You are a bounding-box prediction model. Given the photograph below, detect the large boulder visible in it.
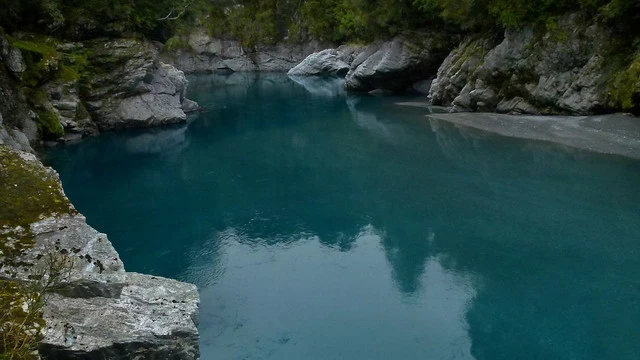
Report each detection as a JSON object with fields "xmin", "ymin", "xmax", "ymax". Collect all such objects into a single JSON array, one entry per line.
[
  {"xmin": 287, "ymin": 45, "xmax": 364, "ymax": 77},
  {"xmin": 428, "ymin": 14, "xmax": 633, "ymax": 115},
  {"xmin": 288, "ymin": 49, "xmax": 351, "ymax": 76},
  {"xmin": 40, "ymin": 273, "xmax": 199, "ymax": 360},
  {"xmin": 83, "ymin": 39, "xmax": 198, "ymax": 131},
  {"xmin": 345, "ymin": 32, "xmax": 457, "ymax": 93}
]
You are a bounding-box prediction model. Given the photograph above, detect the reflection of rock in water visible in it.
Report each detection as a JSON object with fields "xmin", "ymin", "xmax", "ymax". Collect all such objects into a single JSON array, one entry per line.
[
  {"xmin": 125, "ymin": 125, "xmax": 189, "ymax": 155},
  {"xmin": 288, "ymin": 75, "xmax": 346, "ymax": 98},
  {"xmin": 346, "ymin": 97, "xmax": 408, "ymax": 145}
]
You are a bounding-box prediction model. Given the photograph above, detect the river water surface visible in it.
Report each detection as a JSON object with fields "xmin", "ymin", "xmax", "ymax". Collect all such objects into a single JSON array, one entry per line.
[{"xmin": 43, "ymin": 74, "xmax": 640, "ymax": 360}]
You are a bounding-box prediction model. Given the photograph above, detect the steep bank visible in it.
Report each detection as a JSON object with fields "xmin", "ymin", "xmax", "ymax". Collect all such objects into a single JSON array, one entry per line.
[
  {"xmin": 288, "ymin": 13, "xmax": 639, "ymax": 115},
  {"xmin": 0, "ymin": 32, "xmax": 199, "ymax": 147},
  {"xmin": 0, "ymin": 146, "xmax": 200, "ymax": 359},
  {"xmin": 428, "ymin": 14, "xmax": 640, "ymax": 115},
  {"xmin": 160, "ymin": 28, "xmax": 328, "ymax": 73},
  {"xmin": 1, "ymin": 32, "xmax": 201, "ymax": 358}
]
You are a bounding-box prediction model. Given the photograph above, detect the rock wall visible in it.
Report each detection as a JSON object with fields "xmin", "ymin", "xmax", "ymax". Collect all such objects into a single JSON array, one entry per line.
[
  {"xmin": 160, "ymin": 28, "xmax": 328, "ymax": 73},
  {"xmin": 0, "ymin": 146, "xmax": 200, "ymax": 359},
  {"xmin": 0, "ymin": 34, "xmax": 199, "ymax": 147},
  {"xmin": 345, "ymin": 32, "xmax": 458, "ymax": 93},
  {"xmin": 428, "ymin": 14, "xmax": 639, "ymax": 115}
]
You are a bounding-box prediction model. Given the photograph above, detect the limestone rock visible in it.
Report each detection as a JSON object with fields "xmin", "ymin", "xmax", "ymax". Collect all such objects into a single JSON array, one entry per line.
[
  {"xmin": 161, "ymin": 28, "xmax": 327, "ymax": 73},
  {"xmin": 345, "ymin": 32, "xmax": 457, "ymax": 93},
  {"xmin": 429, "ymin": 14, "xmax": 618, "ymax": 115},
  {"xmin": 83, "ymin": 39, "xmax": 198, "ymax": 131},
  {"xmin": 40, "ymin": 273, "xmax": 200, "ymax": 360},
  {"xmin": 0, "ymin": 36, "xmax": 27, "ymax": 79},
  {"xmin": 0, "ymin": 147, "xmax": 200, "ymax": 359},
  {"xmin": 287, "ymin": 49, "xmax": 351, "ymax": 76}
]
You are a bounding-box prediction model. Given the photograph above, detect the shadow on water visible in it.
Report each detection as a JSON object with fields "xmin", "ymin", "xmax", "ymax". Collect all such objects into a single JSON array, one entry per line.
[{"xmin": 43, "ymin": 73, "xmax": 640, "ymax": 360}]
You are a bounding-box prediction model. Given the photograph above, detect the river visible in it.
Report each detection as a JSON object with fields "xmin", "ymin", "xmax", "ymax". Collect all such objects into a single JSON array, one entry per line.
[{"xmin": 43, "ymin": 73, "xmax": 640, "ymax": 360}]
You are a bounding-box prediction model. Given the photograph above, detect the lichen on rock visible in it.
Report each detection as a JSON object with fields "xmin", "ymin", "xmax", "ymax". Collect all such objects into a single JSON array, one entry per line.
[{"xmin": 0, "ymin": 145, "xmax": 200, "ymax": 359}]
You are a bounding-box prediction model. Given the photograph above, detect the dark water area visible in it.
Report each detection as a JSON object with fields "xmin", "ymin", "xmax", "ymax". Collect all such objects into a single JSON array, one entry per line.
[{"xmin": 43, "ymin": 73, "xmax": 640, "ymax": 360}]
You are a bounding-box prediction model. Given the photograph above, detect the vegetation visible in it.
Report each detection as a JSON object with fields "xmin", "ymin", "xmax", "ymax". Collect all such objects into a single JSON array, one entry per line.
[
  {"xmin": 1, "ymin": 146, "xmax": 76, "ymax": 359},
  {"xmin": 0, "ymin": 0, "xmax": 638, "ymax": 45}
]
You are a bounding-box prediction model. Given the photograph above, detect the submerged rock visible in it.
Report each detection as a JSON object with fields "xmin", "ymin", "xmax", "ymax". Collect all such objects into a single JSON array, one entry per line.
[{"xmin": 345, "ymin": 32, "xmax": 457, "ymax": 93}]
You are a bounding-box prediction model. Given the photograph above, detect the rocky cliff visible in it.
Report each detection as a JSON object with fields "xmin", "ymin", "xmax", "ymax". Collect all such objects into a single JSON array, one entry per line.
[
  {"xmin": 1, "ymin": 32, "xmax": 200, "ymax": 359},
  {"xmin": 0, "ymin": 33, "xmax": 199, "ymax": 147},
  {"xmin": 160, "ymin": 28, "xmax": 328, "ymax": 73},
  {"xmin": 427, "ymin": 14, "xmax": 640, "ymax": 115},
  {"xmin": 0, "ymin": 146, "xmax": 200, "ymax": 359},
  {"xmin": 288, "ymin": 15, "xmax": 639, "ymax": 115}
]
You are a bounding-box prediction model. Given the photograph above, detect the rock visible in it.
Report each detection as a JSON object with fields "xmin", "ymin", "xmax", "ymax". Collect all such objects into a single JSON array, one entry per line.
[
  {"xmin": 160, "ymin": 28, "xmax": 328, "ymax": 73},
  {"xmin": 83, "ymin": 39, "xmax": 198, "ymax": 131},
  {"xmin": 287, "ymin": 49, "xmax": 351, "ymax": 76},
  {"xmin": 496, "ymin": 97, "xmax": 540, "ymax": 115},
  {"xmin": 430, "ymin": 14, "xmax": 622, "ymax": 114},
  {"xmin": 0, "ymin": 36, "xmax": 27, "ymax": 79},
  {"xmin": 428, "ymin": 36, "xmax": 498, "ymax": 106},
  {"xmin": 345, "ymin": 32, "xmax": 457, "ymax": 93},
  {"xmin": 40, "ymin": 273, "xmax": 199, "ymax": 360},
  {"xmin": 181, "ymin": 98, "xmax": 199, "ymax": 113},
  {"xmin": 0, "ymin": 147, "xmax": 200, "ymax": 359},
  {"xmin": 412, "ymin": 79, "xmax": 433, "ymax": 94}
]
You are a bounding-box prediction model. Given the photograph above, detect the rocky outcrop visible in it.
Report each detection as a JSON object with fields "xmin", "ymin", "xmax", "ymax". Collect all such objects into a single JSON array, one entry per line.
[
  {"xmin": 345, "ymin": 32, "xmax": 458, "ymax": 93},
  {"xmin": 0, "ymin": 146, "xmax": 200, "ymax": 359},
  {"xmin": 287, "ymin": 45, "xmax": 365, "ymax": 77},
  {"xmin": 1, "ymin": 34, "xmax": 199, "ymax": 146},
  {"xmin": 161, "ymin": 28, "xmax": 327, "ymax": 73},
  {"xmin": 428, "ymin": 14, "xmax": 632, "ymax": 115},
  {"xmin": 83, "ymin": 39, "xmax": 198, "ymax": 131}
]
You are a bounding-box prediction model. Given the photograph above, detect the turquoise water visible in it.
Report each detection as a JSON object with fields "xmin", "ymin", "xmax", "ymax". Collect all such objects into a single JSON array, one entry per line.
[{"xmin": 43, "ymin": 73, "xmax": 640, "ymax": 360}]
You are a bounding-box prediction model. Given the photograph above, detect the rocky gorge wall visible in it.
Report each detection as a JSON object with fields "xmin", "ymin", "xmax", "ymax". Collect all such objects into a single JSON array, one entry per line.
[
  {"xmin": 0, "ymin": 33, "xmax": 199, "ymax": 148},
  {"xmin": 0, "ymin": 33, "xmax": 201, "ymax": 359},
  {"xmin": 160, "ymin": 28, "xmax": 329, "ymax": 73},
  {"xmin": 282, "ymin": 13, "xmax": 640, "ymax": 115}
]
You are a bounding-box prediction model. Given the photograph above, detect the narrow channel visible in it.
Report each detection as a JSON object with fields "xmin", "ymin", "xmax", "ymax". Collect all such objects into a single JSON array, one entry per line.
[{"xmin": 43, "ymin": 73, "xmax": 640, "ymax": 360}]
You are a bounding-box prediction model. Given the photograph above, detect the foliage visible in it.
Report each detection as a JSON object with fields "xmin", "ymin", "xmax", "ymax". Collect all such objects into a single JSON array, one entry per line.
[{"xmin": 0, "ymin": 254, "xmax": 73, "ymax": 360}]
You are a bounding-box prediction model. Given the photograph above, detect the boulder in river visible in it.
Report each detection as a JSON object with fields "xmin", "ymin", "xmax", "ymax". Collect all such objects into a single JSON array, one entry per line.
[{"xmin": 345, "ymin": 32, "xmax": 457, "ymax": 93}]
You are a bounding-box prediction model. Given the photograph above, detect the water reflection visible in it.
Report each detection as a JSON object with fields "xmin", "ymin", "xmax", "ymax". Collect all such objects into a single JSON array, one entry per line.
[
  {"xmin": 192, "ymin": 224, "xmax": 477, "ymax": 360},
  {"xmin": 43, "ymin": 74, "xmax": 640, "ymax": 360},
  {"xmin": 288, "ymin": 75, "xmax": 346, "ymax": 98}
]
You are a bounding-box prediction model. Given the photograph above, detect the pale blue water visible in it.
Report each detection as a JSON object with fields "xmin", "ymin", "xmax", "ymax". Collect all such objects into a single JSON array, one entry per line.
[{"xmin": 44, "ymin": 73, "xmax": 640, "ymax": 360}]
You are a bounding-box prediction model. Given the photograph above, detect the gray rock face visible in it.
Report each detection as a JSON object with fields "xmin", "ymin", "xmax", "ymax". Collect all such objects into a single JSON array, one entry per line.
[
  {"xmin": 0, "ymin": 148, "xmax": 200, "ymax": 359},
  {"xmin": 0, "ymin": 112, "xmax": 33, "ymax": 152},
  {"xmin": 287, "ymin": 49, "xmax": 351, "ymax": 76},
  {"xmin": 429, "ymin": 14, "xmax": 616, "ymax": 115},
  {"xmin": 83, "ymin": 39, "xmax": 198, "ymax": 131},
  {"xmin": 41, "ymin": 273, "xmax": 199, "ymax": 360},
  {"xmin": 161, "ymin": 28, "xmax": 327, "ymax": 73},
  {"xmin": 345, "ymin": 33, "xmax": 457, "ymax": 93},
  {"xmin": 0, "ymin": 36, "xmax": 27, "ymax": 79}
]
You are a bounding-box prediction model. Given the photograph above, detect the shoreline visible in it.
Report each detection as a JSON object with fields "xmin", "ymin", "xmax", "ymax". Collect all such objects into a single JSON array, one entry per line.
[{"xmin": 423, "ymin": 112, "xmax": 640, "ymax": 160}]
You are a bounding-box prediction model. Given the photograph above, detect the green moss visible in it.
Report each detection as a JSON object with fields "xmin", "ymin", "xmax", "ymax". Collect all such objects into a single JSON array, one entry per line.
[
  {"xmin": 165, "ymin": 35, "xmax": 188, "ymax": 51},
  {"xmin": 7, "ymin": 36, "xmax": 61, "ymax": 87},
  {"xmin": 0, "ymin": 145, "xmax": 75, "ymax": 267},
  {"xmin": 0, "ymin": 147, "xmax": 75, "ymax": 359},
  {"xmin": 35, "ymin": 109, "xmax": 64, "ymax": 141},
  {"xmin": 608, "ymin": 50, "xmax": 640, "ymax": 112}
]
